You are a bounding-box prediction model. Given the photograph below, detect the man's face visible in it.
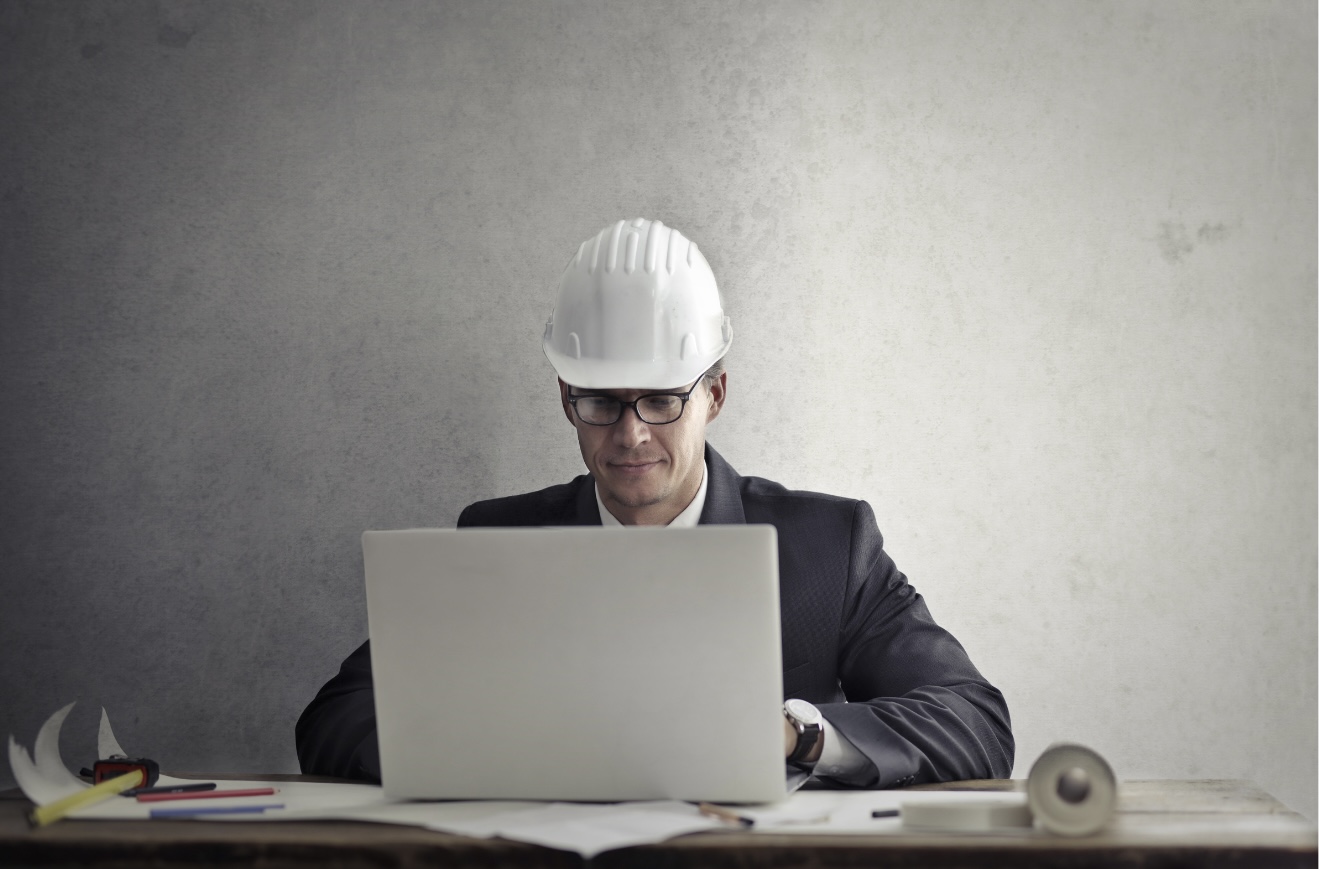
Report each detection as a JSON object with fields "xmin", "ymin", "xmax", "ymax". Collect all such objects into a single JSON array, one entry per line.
[{"xmin": 559, "ymin": 373, "xmax": 726, "ymax": 526}]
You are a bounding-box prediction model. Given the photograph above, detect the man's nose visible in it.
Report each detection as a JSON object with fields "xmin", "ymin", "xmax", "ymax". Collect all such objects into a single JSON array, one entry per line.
[{"xmin": 611, "ymin": 404, "xmax": 651, "ymax": 447}]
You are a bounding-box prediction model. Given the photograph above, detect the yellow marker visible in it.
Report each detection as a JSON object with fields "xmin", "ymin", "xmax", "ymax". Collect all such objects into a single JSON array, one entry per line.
[{"xmin": 29, "ymin": 769, "xmax": 144, "ymax": 827}]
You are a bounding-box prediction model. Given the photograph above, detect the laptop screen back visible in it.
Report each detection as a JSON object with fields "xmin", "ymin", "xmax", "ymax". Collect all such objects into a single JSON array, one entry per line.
[{"xmin": 363, "ymin": 525, "xmax": 786, "ymax": 803}]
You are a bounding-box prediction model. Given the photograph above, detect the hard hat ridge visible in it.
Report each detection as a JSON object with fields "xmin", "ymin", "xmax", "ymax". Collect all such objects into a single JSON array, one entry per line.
[
  {"xmin": 575, "ymin": 218, "xmax": 693, "ymax": 277},
  {"xmin": 544, "ymin": 218, "xmax": 732, "ymax": 390}
]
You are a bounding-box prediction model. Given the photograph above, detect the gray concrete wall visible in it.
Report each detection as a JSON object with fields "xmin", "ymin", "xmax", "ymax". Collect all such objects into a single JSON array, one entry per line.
[{"xmin": 2, "ymin": 0, "xmax": 1314, "ymax": 819}]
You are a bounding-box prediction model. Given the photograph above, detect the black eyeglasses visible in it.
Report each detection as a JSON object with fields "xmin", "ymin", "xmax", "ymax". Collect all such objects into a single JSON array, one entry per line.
[{"xmin": 566, "ymin": 382, "xmax": 700, "ymax": 426}]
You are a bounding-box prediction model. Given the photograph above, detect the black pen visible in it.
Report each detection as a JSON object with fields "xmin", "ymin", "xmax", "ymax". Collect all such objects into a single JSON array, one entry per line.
[{"xmin": 123, "ymin": 782, "xmax": 217, "ymax": 797}]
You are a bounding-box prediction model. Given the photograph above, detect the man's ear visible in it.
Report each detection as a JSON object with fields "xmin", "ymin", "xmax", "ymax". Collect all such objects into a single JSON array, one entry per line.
[
  {"xmin": 705, "ymin": 371, "xmax": 727, "ymax": 424},
  {"xmin": 558, "ymin": 378, "xmax": 575, "ymax": 425}
]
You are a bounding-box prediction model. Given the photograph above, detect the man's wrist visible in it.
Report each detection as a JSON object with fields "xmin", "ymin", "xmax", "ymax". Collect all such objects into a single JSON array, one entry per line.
[
  {"xmin": 783, "ymin": 699, "xmax": 824, "ymax": 767},
  {"xmin": 783, "ymin": 716, "xmax": 823, "ymax": 759}
]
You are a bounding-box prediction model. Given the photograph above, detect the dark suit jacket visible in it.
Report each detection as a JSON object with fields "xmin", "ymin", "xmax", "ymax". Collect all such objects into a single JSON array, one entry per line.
[{"xmin": 296, "ymin": 445, "xmax": 1014, "ymax": 787}]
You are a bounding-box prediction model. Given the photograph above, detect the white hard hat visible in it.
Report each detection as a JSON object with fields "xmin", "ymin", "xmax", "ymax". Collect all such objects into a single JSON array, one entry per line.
[{"xmin": 543, "ymin": 218, "xmax": 733, "ymax": 389}]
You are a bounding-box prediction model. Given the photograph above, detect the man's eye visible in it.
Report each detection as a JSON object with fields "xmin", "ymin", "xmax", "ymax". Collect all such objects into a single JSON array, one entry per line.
[
  {"xmin": 640, "ymin": 395, "xmax": 681, "ymax": 412},
  {"xmin": 579, "ymin": 397, "xmax": 616, "ymax": 411}
]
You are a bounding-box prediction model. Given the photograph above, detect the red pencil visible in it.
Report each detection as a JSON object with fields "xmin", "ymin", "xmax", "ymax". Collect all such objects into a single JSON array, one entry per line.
[{"xmin": 136, "ymin": 787, "xmax": 278, "ymax": 803}]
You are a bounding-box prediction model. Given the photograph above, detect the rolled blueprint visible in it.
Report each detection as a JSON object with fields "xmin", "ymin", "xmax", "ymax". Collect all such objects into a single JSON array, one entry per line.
[{"xmin": 1026, "ymin": 742, "xmax": 1117, "ymax": 836}]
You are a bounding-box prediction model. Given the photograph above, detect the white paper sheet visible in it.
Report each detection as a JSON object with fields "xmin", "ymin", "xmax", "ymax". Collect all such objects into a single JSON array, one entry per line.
[
  {"xmin": 727, "ymin": 789, "xmax": 1035, "ymax": 834},
  {"xmin": 97, "ymin": 708, "xmax": 127, "ymax": 759},
  {"xmin": 278, "ymin": 797, "xmax": 541, "ymax": 830},
  {"xmin": 8, "ymin": 702, "xmax": 86, "ymax": 804},
  {"xmin": 72, "ymin": 779, "xmax": 384, "ymax": 820},
  {"xmin": 424, "ymin": 800, "xmax": 723, "ymax": 858},
  {"xmin": 71, "ymin": 781, "xmax": 721, "ymax": 857}
]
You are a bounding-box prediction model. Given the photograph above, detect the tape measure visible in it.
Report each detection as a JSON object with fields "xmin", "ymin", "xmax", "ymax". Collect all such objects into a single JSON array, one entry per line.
[{"xmin": 93, "ymin": 756, "xmax": 159, "ymax": 789}]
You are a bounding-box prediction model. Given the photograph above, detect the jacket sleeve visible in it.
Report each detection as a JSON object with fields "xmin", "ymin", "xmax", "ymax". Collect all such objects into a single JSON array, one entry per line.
[
  {"xmin": 816, "ymin": 500, "xmax": 1014, "ymax": 787},
  {"xmin": 294, "ymin": 639, "xmax": 382, "ymax": 782}
]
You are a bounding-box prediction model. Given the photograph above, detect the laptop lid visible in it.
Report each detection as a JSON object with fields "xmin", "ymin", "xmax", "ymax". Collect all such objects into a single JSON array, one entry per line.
[{"xmin": 363, "ymin": 525, "xmax": 786, "ymax": 803}]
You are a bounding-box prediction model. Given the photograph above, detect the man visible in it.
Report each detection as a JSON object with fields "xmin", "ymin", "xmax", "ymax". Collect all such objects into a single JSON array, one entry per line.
[{"xmin": 297, "ymin": 218, "xmax": 1013, "ymax": 787}]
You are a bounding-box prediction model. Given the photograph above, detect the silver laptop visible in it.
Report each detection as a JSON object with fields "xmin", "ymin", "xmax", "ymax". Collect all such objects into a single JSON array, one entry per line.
[{"xmin": 363, "ymin": 525, "xmax": 786, "ymax": 803}]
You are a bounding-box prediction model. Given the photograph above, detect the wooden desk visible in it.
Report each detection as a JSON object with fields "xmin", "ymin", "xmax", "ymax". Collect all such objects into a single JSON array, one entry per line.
[{"xmin": 2, "ymin": 777, "xmax": 1314, "ymax": 868}]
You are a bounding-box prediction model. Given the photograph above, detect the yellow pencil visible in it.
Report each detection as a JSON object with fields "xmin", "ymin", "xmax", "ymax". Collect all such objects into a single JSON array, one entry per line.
[{"xmin": 29, "ymin": 769, "xmax": 144, "ymax": 828}]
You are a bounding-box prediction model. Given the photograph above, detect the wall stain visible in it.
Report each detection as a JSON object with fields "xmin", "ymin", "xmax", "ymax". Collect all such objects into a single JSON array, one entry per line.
[
  {"xmin": 157, "ymin": 23, "xmax": 193, "ymax": 48},
  {"xmin": 1197, "ymin": 222, "xmax": 1231, "ymax": 244},
  {"xmin": 80, "ymin": 43, "xmax": 104, "ymax": 59},
  {"xmin": 1156, "ymin": 222, "xmax": 1193, "ymax": 263},
  {"xmin": 1157, "ymin": 220, "xmax": 1235, "ymax": 263}
]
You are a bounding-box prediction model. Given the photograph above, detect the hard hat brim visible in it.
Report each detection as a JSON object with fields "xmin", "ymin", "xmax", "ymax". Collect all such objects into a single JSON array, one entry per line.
[{"xmin": 543, "ymin": 340, "xmax": 730, "ymax": 391}]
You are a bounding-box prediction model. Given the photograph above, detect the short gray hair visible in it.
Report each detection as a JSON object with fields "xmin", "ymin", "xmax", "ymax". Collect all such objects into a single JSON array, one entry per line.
[{"xmin": 699, "ymin": 357, "xmax": 726, "ymax": 391}]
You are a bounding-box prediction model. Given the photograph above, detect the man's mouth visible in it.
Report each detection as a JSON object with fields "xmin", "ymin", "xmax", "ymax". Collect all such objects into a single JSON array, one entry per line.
[{"xmin": 607, "ymin": 459, "xmax": 664, "ymax": 476}]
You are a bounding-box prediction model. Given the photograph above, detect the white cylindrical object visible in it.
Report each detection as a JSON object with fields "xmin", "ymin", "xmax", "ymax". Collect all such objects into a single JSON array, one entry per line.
[
  {"xmin": 1027, "ymin": 742, "xmax": 1117, "ymax": 836},
  {"xmin": 900, "ymin": 797, "xmax": 1033, "ymax": 832}
]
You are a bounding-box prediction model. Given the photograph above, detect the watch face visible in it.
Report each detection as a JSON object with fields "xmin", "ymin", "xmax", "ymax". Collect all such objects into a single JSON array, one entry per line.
[{"xmin": 785, "ymin": 698, "xmax": 822, "ymax": 726}]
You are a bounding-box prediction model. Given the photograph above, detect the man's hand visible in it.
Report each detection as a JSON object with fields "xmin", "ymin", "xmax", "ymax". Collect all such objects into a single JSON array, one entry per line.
[{"xmin": 783, "ymin": 715, "xmax": 824, "ymax": 762}]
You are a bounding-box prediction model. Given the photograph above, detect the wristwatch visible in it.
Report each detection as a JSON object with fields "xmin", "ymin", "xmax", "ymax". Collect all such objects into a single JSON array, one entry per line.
[{"xmin": 783, "ymin": 698, "xmax": 823, "ymax": 768}]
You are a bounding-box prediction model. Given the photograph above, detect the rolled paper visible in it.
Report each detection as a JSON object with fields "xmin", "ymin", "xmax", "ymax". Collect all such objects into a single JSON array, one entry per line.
[{"xmin": 1026, "ymin": 742, "xmax": 1117, "ymax": 836}]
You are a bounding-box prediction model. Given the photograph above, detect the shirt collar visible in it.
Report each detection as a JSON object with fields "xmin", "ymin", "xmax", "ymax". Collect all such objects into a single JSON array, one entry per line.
[{"xmin": 596, "ymin": 460, "xmax": 709, "ymax": 528}]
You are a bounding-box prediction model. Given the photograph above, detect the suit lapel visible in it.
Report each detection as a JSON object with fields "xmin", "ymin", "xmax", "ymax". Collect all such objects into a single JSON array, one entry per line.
[
  {"xmin": 573, "ymin": 475, "xmax": 603, "ymax": 525},
  {"xmin": 699, "ymin": 444, "xmax": 746, "ymax": 525}
]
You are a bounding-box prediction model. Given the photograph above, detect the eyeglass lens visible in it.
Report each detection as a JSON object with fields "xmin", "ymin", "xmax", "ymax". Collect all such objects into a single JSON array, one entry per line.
[{"xmin": 574, "ymin": 394, "xmax": 686, "ymax": 425}]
